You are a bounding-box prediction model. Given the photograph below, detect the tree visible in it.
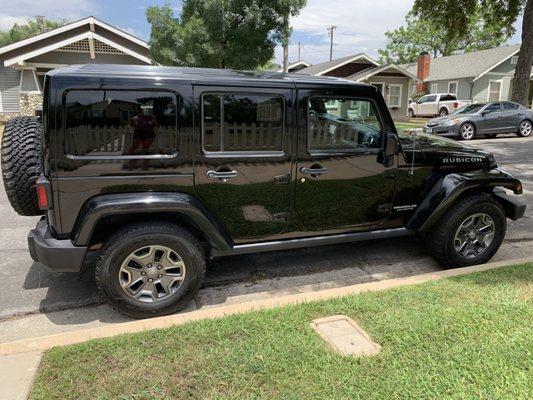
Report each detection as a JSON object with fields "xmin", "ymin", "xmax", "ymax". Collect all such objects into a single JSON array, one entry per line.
[
  {"xmin": 379, "ymin": 9, "xmax": 518, "ymax": 64},
  {"xmin": 0, "ymin": 17, "xmax": 64, "ymax": 47},
  {"xmin": 146, "ymin": 0, "xmax": 307, "ymax": 70},
  {"xmin": 412, "ymin": 0, "xmax": 531, "ymax": 105}
]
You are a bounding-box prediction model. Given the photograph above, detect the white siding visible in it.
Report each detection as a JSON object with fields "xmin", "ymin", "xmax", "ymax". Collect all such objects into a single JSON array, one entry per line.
[{"xmin": 0, "ymin": 65, "xmax": 21, "ymax": 112}]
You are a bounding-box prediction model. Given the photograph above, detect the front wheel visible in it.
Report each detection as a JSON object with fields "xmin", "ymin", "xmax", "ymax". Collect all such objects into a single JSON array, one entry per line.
[
  {"xmin": 459, "ymin": 122, "xmax": 475, "ymax": 140},
  {"xmin": 427, "ymin": 194, "xmax": 506, "ymax": 267},
  {"xmin": 408, "ymin": 109, "xmax": 415, "ymax": 119},
  {"xmin": 95, "ymin": 222, "xmax": 205, "ymax": 319},
  {"xmin": 517, "ymin": 120, "xmax": 532, "ymax": 137}
]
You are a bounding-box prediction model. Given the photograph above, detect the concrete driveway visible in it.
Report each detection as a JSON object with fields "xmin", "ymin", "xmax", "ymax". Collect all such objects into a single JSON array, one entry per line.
[{"xmin": 1, "ymin": 135, "xmax": 532, "ymax": 331}]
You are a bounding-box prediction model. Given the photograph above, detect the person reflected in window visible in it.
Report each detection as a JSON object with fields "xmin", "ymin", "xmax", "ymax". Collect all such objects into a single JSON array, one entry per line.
[{"xmin": 127, "ymin": 105, "xmax": 158, "ymax": 169}]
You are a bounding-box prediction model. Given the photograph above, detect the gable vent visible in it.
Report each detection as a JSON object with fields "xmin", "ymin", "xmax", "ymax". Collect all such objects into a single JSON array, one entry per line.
[{"xmin": 56, "ymin": 38, "xmax": 125, "ymax": 55}]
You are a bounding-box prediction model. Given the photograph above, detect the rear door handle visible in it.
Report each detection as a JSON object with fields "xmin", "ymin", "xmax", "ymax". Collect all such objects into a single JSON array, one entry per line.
[
  {"xmin": 206, "ymin": 170, "xmax": 238, "ymax": 181},
  {"xmin": 300, "ymin": 166, "xmax": 328, "ymax": 176}
]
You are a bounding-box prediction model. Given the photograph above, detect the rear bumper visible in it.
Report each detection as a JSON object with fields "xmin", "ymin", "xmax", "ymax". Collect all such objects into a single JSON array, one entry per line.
[{"xmin": 28, "ymin": 218, "xmax": 87, "ymax": 272}]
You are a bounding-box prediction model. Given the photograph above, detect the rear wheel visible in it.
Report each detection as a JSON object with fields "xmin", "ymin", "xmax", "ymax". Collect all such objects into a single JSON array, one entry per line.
[
  {"xmin": 95, "ymin": 222, "xmax": 205, "ymax": 319},
  {"xmin": 427, "ymin": 194, "xmax": 506, "ymax": 267},
  {"xmin": 408, "ymin": 109, "xmax": 415, "ymax": 118},
  {"xmin": 439, "ymin": 108, "xmax": 448, "ymax": 117},
  {"xmin": 517, "ymin": 120, "xmax": 532, "ymax": 137},
  {"xmin": 459, "ymin": 122, "xmax": 475, "ymax": 140}
]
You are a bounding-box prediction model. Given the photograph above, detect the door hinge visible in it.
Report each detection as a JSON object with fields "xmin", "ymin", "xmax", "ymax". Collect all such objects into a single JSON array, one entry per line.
[
  {"xmin": 272, "ymin": 212, "xmax": 288, "ymax": 222},
  {"xmin": 274, "ymin": 174, "xmax": 290, "ymax": 184}
]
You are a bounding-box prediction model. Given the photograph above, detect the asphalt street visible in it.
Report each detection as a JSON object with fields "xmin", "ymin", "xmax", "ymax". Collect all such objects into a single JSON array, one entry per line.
[{"xmin": 0, "ymin": 135, "xmax": 532, "ymax": 321}]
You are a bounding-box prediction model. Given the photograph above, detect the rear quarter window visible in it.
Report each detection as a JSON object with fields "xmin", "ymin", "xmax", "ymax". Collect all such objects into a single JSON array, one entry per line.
[{"xmin": 64, "ymin": 90, "xmax": 179, "ymax": 158}]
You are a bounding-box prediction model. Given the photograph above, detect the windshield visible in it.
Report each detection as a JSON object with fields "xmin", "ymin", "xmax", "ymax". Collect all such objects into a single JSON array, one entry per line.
[{"xmin": 453, "ymin": 103, "xmax": 485, "ymax": 115}]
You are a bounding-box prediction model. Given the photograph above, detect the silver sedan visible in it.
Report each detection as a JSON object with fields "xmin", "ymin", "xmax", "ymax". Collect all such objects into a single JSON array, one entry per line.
[{"xmin": 423, "ymin": 101, "xmax": 533, "ymax": 140}]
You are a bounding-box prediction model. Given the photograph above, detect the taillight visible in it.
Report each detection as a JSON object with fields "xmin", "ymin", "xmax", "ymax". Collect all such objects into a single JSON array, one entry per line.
[
  {"xmin": 36, "ymin": 175, "xmax": 52, "ymax": 210},
  {"xmin": 453, "ymin": 102, "xmax": 458, "ymax": 108}
]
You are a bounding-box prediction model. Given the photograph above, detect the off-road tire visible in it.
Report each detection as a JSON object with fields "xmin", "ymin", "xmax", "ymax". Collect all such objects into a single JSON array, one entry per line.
[
  {"xmin": 1, "ymin": 117, "xmax": 43, "ymax": 216},
  {"xmin": 427, "ymin": 194, "xmax": 506, "ymax": 268},
  {"xmin": 95, "ymin": 222, "xmax": 205, "ymax": 319}
]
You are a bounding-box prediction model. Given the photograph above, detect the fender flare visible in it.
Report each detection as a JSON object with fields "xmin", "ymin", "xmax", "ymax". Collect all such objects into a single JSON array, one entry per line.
[
  {"xmin": 71, "ymin": 192, "xmax": 233, "ymax": 251},
  {"xmin": 407, "ymin": 169, "xmax": 523, "ymax": 232}
]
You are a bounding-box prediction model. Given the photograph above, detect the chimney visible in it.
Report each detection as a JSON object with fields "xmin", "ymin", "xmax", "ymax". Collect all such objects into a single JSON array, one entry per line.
[{"xmin": 416, "ymin": 52, "xmax": 430, "ymax": 93}]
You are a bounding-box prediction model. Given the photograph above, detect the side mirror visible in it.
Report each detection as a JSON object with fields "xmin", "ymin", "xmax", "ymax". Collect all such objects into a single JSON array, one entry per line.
[
  {"xmin": 382, "ymin": 132, "xmax": 398, "ymax": 167},
  {"xmin": 481, "ymin": 110, "xmax": 491, "ymax": 116}
]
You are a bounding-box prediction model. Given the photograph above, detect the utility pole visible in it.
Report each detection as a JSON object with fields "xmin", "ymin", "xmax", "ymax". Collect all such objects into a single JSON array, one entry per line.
[
  {"xmin": 297, "ymin": 41, "xmax": 301, "ymax": 62},
  {"xmin": 36, "ymin": 15, "xmax": 45, "ymax": 32},
  {"xmin": 327, "ymin": 25, "xmax": 336, "ymax": 61}
]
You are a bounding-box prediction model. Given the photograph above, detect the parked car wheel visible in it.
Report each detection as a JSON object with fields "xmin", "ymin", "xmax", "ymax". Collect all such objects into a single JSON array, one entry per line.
[
  {"xmin": 517, "ymin": 120, "xmax": 532, "ymax": 137},
  {"xmin": 95, "ymin": 222, "xmax": 205, "ymax": 319},
  {"xmin": 458, "ymin": 122, "xmax": 476, "ymax": 140},
  {"xmin": 408, "ymin": 109, "xmax": 415, "ymax": 119},
  {"xmin": 439, "ymin": 108, "xmax": 448, "ymax": 117},
  {"xmin": 427, "ymin": 194, "xmax": 506, "ymax": 267}
]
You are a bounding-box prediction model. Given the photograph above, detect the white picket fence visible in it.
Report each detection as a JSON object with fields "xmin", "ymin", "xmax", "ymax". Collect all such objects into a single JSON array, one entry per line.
[
  {"xmin": 309, "ymin": 123, "xmax": 359, "ymax": 148},
  {"xmin": 65, "ymin": 125, "xmax": 178, "ymax": 156},
  {"xmin": 204, "ymin": 122, "xmax": 283, "ymax": 151}
]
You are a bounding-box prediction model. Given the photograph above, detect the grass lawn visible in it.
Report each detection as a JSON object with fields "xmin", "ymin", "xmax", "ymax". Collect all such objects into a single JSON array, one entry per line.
[
  {"xmin": 395, "ymin": 119, "xmax": 427, "ymax": 132},
  {"xmin": 31, "ymin": 263, "xmax": 532, "ymax": 399}
]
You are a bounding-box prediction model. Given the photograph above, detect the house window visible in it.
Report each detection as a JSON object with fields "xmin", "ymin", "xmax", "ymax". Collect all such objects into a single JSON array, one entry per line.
[
  {"xmin": 65, "ymin": 90, "xmax": 179, "ymax": 158},
  {"xmin": 202, "ymin": 93, "xmax": 284, "ymax": 153},
  {"xmin": 448, "ymin": 81, "xmax": 458, "ymax": 95},
  {"xmin": 388, "ymin": 84, "xmax": 402, "ymax": 107},
  {"xmin": 511, "ymin": 55, "xmax": 519, "ymax": 65},
  {"xmin": 488, "ymin": 80, "xmax": 502, "ymax": 102},
  {"xmin": 430, "ymin": 83, "xmax": 438, "ymax": 93}
]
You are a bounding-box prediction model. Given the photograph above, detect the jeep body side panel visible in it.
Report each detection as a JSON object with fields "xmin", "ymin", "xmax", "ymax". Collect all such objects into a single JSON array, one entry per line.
[
  {"xmin": 71, "ymin": 192, "xmax": 232, "ymax": 250},
  {"xmin": 407, "ymin": 168, "xmax": 523, "ymax": 231},
  {"xmin": 47, "ymin": 75, "xmax": 196, "ymax": 237}
]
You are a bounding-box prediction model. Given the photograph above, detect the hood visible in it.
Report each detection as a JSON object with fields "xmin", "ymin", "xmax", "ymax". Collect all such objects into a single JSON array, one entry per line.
[
  {"xmin": 398, "ymin": 131, "xmax": 495, "ymax": 169},
  {"xmin": 426, "ymin": 113, "xmax": 474, "ymax": 126}
]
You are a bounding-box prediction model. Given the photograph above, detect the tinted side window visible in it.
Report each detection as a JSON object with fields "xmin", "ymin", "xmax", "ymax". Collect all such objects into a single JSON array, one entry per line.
[
  {"xmin": 485, "ymin": 103, "xmax": 502, "ymax": 112},
  {"xmin": 308, "ymin": 97, "xmax": 382, "ymax": 151},
  {"xmin": 502, "ymin": 102, "xmax": 519, "ymax": 110},
  {"xmin": 65, "ymin": 90, "xmax": 178, "ymax": 157},
  {"xmin": 425, "ymin": 95, "xmax": 438, "ymax": 102},
  {"xmin": 202, "ymin": 93, "xmax": 284, "ymax": 153},
  {"xmin": 440, "ymin": 94, "xmax": 456, "ymax": 101}
]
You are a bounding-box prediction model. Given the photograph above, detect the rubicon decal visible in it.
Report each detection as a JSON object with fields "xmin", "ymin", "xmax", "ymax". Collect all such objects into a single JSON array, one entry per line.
[{"xmin": 441, "ymin": 157, "xmax": 485, "ymax": 163}]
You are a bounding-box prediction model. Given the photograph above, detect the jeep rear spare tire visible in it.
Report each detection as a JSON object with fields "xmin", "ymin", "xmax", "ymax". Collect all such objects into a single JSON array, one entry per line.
[{"xmin": 1, "ymin": 117, "xmax": 44, "ymax": 216}]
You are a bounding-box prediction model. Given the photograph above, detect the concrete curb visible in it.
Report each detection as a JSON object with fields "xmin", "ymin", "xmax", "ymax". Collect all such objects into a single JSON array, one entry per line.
[{"xmin": 1, "ymin": 256, "xmax": 532, "ymax": 357}]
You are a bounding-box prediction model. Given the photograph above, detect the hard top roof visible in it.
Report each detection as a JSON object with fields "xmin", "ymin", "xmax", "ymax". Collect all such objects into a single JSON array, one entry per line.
[{"xmin": 48, "ymin": 64, "xmax": 370, "ymax": 87}]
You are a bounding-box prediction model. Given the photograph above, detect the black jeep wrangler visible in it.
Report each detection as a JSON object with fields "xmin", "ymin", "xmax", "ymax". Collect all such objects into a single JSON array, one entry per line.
[{"xmin": 1, "ymin": 65, "xmax": 525, "ymax": 318}]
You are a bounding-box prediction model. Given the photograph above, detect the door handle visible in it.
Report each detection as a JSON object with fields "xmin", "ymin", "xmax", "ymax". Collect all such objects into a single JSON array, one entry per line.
[
  {"xmin": 300, "ymin": 166, "xmax": 328, "ymax": 176},
  {"xmin": 206, "ymin": 170, "xmax": 238, "ymax": 181}
]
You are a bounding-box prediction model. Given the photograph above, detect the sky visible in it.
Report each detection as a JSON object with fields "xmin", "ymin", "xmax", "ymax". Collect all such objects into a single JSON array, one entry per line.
[{"xmin": 0, "ymin": 0, "xmax": 523, "ymax": 65}]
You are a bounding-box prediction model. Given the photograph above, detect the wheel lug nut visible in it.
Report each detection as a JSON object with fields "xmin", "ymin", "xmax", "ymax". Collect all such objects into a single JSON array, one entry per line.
[
  {"xmin": 158, "ymin": 274, "xmax": 162, "ymax": 278},
  {"xmin": 141, "ymin": 272, "xmax": 146, "ymax": 276},
  {"xmin": 157, "ymin": 265, "xmax": 162, "ymax": 270},
  {"xmin": 148, "ymin": 278, "xmax": 153, "ymax": 282}
]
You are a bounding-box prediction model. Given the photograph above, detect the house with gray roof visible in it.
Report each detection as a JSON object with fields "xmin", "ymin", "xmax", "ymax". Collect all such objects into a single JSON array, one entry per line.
[
  {"xmin": 403, "ymin": 44, "xmax": 532, "ymax": 106},
  {"xmin": 0, "ymin": 16, "xmax": 151, "ymax": 121}
]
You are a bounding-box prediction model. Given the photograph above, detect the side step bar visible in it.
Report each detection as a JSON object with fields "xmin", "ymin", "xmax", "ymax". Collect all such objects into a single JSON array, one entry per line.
[{"xmin": 211, "ymin": 227, "xmax": 412, "ymax": 257}]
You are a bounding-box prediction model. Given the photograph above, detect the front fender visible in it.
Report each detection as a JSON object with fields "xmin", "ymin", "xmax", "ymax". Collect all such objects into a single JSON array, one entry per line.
[
  {"xmin": 71, "ymin": 192, "xmax": 233, "ymax": 251},
  {"xmin": 407, "ymin": 168, "xmax": 523, "ymax": 231}
]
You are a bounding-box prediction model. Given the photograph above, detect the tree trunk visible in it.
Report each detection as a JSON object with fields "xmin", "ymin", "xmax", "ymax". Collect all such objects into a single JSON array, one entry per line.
[{"xmin": 511, "ymin": 0, "xmax": 533, "ymax": 106}]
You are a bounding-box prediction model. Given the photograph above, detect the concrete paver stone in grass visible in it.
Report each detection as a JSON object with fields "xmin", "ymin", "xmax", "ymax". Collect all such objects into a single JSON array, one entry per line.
[{"xmin": 310, "ymin": 315, "xmax": 381, "ymax": 357}]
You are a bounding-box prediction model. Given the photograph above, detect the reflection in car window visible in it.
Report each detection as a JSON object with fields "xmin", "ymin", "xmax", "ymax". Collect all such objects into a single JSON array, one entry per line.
[
  {"xmin": 453, "ymin": 103, "xmax": 484, "ymax": 114},
  {"xmin": 502, "ymin": 102, "xmax": 519, "ymax": 110},
  {"xmin": 485, "ymin": 103, "xmax": 502, "ymax": 112},
  {"xmin": 65, "ymin": 90, "xmax": 178, "ymax": 157},
  {"xmin": 307, "ymin": 98, "xmax": 382, "ymax": 151}
]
